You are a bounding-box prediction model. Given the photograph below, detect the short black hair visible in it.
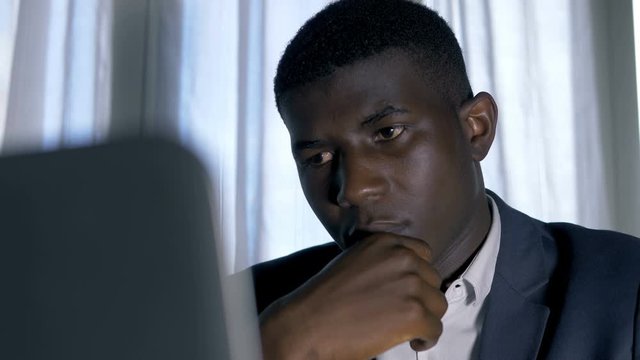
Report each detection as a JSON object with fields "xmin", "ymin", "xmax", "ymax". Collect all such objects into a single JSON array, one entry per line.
[{"xmin": 274, "ymin": 0, "xmax": 473, "ymax": 112}]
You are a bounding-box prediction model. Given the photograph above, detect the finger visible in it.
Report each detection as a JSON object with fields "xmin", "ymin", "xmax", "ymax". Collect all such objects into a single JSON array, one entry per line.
[
  {"xmin": 377, "ymin": 241, "xmax": 441, "ymax": 288},
  {"xmin": 396, "ymin": 300, "xmax": 443, "ymax": 352},
  {"xmin": 421, "ymin": 283, "xmax": 448, "ymax": 319},
  {"xmin": 410, "ymin": 339, "xmax": 429, "ymax": 352},
  {"xmin": 371, "ymin": 232, "xmax": 432, "ymax": 262},
  {"xmin": 412, "ymin": 256, "xmax": 443, "ymax": 289},
  {"xmin": 394, "ymin": 276, "xmax": 448, "ymax": 319},
  {"xmin": 397, "ymin": 236, "xmax": 433, "ymax": 263}
]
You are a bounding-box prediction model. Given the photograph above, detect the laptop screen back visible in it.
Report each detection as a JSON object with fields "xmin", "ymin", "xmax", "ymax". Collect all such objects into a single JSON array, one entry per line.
[{"xmin": 0, "ymin": 139, "xmax": 257, "ymax": 360}]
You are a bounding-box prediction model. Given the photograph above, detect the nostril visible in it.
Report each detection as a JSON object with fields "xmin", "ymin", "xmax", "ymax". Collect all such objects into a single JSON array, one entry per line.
[
  {"xmin": 336, "ymin": 188, "xmax": 352, "ymax": 208},
  {"xmin": 336, "ymin": 180, "xmax": 387, "ymax": 208},
  {"xmin": 333, "ymin": 154, "xmax": 389, "ymax": 207}
]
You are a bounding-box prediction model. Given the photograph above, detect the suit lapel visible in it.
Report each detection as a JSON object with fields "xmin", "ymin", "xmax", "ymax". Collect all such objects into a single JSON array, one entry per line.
[
  {"xmin": 478, "ymin": 274, "xmax": 550, "ymax": 360},
  {"xmin": 478, "ymin": 192, "xmax": 557, "ymax": 360}
]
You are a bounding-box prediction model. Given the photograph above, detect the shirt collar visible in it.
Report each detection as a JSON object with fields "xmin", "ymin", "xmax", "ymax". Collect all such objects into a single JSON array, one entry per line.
[{"xmin": 445, "ymin": 195, "xmax": 502, "ymax": 304}]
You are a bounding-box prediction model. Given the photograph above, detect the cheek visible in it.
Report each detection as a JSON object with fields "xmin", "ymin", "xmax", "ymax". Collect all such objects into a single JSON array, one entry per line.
[
  {"xmin": 395, "ymin": 139, "xmax": 457, "ymax": 192},
  {"xmin": 397, "ymin": 136, "xmax": 475, "ymax": 240},
  {"xmin": 299, "ymin": 170, "xmax": 343, "ymax": 236},
  {"xmin": 300, "ymin": 168, "xmax": 329, "ymax": 203},
  {"xmin": 403, "ymin": 126, "xmax": 473, "ymax": 188}
]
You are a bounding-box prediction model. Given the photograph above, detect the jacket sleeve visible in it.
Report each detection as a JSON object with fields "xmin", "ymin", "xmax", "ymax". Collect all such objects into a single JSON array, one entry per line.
[
  {"xmin": 634, "ymin": 284, "xmax": 640, "ymax": 359},
  {"xmin": 237, "ymin": 242, "xmax": 342, "ymax": 314}
]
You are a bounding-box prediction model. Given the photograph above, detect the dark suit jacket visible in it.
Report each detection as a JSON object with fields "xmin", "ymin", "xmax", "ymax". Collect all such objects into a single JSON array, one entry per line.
[{"xmin": 246, "ymin": 192, "xmax": 640, "ymax": 359}]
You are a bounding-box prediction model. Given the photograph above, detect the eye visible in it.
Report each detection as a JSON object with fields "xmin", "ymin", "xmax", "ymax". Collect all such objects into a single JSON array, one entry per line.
[
  {"xmin": 303, "ymin": 151, "xmax": 334, "ymax": 167},
  {"xmin": 374, "ymin": 125, "xmax": 406, "ymax": 141}
]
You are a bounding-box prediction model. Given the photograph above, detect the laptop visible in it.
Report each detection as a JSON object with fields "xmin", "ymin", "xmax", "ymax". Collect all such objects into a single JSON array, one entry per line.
[{"xmin": 0, "ymin": 138, "xmax": 260, "ymax": 359}]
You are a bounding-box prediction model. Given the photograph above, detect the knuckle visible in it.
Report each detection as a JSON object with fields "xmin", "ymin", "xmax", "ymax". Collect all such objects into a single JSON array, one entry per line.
[
  {"xmin": 420, "ymin": 316, "xmax": 443, "ymax": 344},
  {"xmin": 393, "ymin": 247, "xmax": 417, "ymax": 270},
  {"xmin": 402, "ymin": 296, "xmax": 427, "ymax": 321},
  {"xmin": 400, "ymin": 294, "xmax": 445, "ymax": 345},
  {"xmin": 402, "ymin": 273, "xmax": 423, "ymax": 294},
  {"xmin": 431, "ymin": 318, "xmax": 444, "ymax": 338},
  {"xmin": 423, "ymin": 267, "xmax": 442, "ymax": 288},
  {"xmin": 421, "ymin": 243, "xmax": 433, "ymax": 261},
  {"xmin": 434, "ymin": 293, "xmax": 448, "ymax": 318}
]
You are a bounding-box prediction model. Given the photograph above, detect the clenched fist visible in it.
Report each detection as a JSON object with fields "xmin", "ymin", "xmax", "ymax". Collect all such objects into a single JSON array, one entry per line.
[{"xmin": 259, "ymin": 233, "xmax": 448, "ymax": 360}]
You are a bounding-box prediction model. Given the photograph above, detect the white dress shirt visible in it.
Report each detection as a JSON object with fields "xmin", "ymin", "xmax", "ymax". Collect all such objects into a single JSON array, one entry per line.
[{"xmin": 378, "ymin": 196, "xmax": 502, "ymax": 360}]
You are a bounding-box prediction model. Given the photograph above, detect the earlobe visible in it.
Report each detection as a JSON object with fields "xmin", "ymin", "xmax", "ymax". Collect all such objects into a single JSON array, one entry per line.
[{"xmin": 460, "ymin": 92, "xmax": 498, "ymax": 161}]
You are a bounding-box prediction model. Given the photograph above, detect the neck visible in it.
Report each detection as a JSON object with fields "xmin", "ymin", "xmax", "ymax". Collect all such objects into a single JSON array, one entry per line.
[{"xmin": 436, "ymin": 196, "xmax": 492, "ymax": 290}]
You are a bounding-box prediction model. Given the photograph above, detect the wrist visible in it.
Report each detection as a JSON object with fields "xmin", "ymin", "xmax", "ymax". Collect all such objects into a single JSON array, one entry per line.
[{"xmin": 259, "ymin": 296, "xmax": 320, "ymax": 360}]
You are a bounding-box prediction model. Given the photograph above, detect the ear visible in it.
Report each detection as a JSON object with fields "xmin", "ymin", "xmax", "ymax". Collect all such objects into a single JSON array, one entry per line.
[{"xmin": 459, "ymin": 92, "xmax": 498, "ymax": 161}]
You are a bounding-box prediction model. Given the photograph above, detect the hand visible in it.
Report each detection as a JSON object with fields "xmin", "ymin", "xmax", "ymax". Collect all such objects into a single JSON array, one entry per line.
[{"xmin": 259, "ymin": 233, "xmax": 448, "ymax": 360}]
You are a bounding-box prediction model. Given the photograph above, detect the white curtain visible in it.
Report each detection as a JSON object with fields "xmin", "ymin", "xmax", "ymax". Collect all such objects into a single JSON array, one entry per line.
[{"xmin": 1, "ymin": 0, "xmax": 638, "ymax": 274}]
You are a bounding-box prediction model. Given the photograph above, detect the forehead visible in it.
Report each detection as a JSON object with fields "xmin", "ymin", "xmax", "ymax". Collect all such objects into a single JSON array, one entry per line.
[{"xmin": 280, "ymin": 50, "xmax": 449, "ymax": 133}]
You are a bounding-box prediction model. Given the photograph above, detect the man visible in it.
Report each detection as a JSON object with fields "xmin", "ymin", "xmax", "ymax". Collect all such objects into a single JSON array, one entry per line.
[{"xmin": 242, "ymin": 0, "xmax": 640, "ymax": 359}]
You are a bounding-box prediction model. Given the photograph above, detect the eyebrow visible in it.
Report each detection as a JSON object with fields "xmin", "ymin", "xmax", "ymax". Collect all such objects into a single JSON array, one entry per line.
[
  {"xmin": 292, "ymin": 139, "xmax": 325, "ymax": 153},
  {"xmin": 361, "ymin": 105, "xmax": 409, "ymax": 127},
  {"xmin": 292, "ymin": 105, "xmax": 409, "ymax": 153}
]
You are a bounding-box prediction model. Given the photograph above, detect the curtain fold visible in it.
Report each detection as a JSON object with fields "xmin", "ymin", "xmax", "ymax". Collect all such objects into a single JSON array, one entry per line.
[
  {"xmin": 0, "ymin": 0, "xmax": 20, "ymax": 146},
  {"xmin": 581, "ymin": 0, "xmax": 640, "ymax": 236},
  {"xmin": 438, "ymin": 0, "xmax": 638, "ymax": 236},
  {"xmin": 0, "ymin": 0, "xmax": 638, "ymax": 274},
  {"xmin": 235, "ymin": 0, "xmax": 265, "ymax": 270},
  {"xmin": 3, "ymin": 0, "xmax": 111, "ymax": 154},
  {"xmin": 4, "ymin": 0, "xmax": 63, "ymax": 152}
]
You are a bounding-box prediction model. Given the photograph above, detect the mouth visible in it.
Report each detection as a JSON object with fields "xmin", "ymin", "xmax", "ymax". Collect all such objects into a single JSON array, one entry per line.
[{"xmin": 341, "ymin": 221, "xmax": 408, "ymax": 249}]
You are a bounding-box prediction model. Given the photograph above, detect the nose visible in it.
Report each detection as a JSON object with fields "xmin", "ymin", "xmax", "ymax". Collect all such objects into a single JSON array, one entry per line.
[{"xmin": 334, "ymin": 153, "xmax": 389, "ymax": 208}]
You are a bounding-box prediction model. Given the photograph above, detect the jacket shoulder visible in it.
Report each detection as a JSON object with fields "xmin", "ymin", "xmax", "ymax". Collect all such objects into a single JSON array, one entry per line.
[
  {"xmin": 240, "ymin": 242, "xmax": 341, "ymax": 314},
  {"xmin": 545, "ymin": 222, "xmax": 640, "ymax": 273}
]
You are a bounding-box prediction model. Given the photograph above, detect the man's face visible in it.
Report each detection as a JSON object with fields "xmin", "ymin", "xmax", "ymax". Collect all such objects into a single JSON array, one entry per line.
[{"xmin": 280, "ymin": 50, "xmax": 486, "ymax": 267}]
